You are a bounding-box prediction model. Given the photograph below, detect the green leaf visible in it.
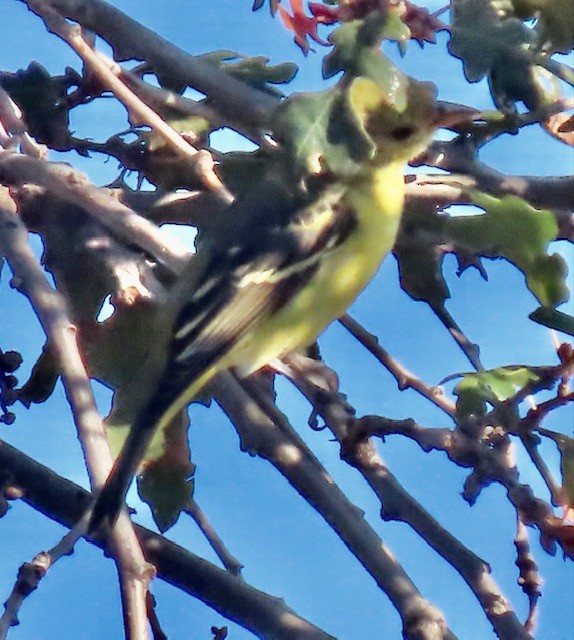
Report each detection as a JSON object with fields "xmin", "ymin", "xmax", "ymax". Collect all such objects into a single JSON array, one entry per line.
[
  {"xmin": 137, "ymin": 414, "xmax": 196, "ymax": 533},
  {"xmin": 381, "ymin": 5, "xmax": 412, "ymax": 54},
  {"xmin": 216, "ymin": 150, "xmax": 273, "ymax": 198},
  {"xmin": 105, "ymin": 398, "xmax": 196, "ymax": 532},
  {"xmin": 226, "ymin": 56, "xmax": 298, "ymax": 86},
  {"xmin": 448, "ymin": 0, "xmax": 544, "ymax": 110},
  {"xmin": 138, "ymin": 464, "xmax": 194, "ymax": 533},
  {"xmin": 323, "ymin": 13, "xmax": 409, "ymax": 110},
  {"xmin": 454, "ymin": 366, "xmax": 541, "ymax": 422},
  {"xmin": 393, "ymin": 203, "xmax": 451, "ymax": 308},
  {"xmin": 449, "ymin": 0, "xmax": 534, "ymax": 82},
  {"xmin": 448, "ymin": 193, "xmax": 570, "ymax": 308},
  {"xmin": 529, "ymin": 307, "xmax": 574, "ymax": 337},
  {"xmin": 198, "ymin": 51, "xmax": 297, "ymax": 96},
  {"xmin": 0, "ymin": 62, "xmax": 71, "ymax": 149},
  {"xmin": 488, "ymin": 55, "xmax": 550, "ymax": 112},
  {"xmin": 557, "ymin": 436, "xmax": 574, "ymax": 509},
  {"xmin": 323, "ymin": 17, "xmax": 381, "ymax": 79},
  {"xmin": 273, "ymin": 86, "xmax": 373, "ymax": 178},
  {"xmin": 395, "ymin": 196, "xmax": 570, "ymax": 331},
  {"xmin": 252, "ymin": 0, "xmax": 281, "ymax": 14},
  {"xmin": 16, "ymin": 345, "xmax": 59, "ymax": 407},
  {"xmin": 91, "ymin": 294, "xmax": 200, "ymax": 533},
  {"xmin": 512, "ymin": 0, "xmax": 574, "ymax": 53}
]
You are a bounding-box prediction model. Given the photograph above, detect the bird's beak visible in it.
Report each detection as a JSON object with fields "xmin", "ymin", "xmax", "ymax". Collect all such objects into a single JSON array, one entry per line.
[{"xmin": 433, "ymin": 102, "xmax": 481, "ymax": 130}]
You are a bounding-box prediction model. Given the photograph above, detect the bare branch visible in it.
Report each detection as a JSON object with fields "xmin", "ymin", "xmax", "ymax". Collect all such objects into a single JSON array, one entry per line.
[
  {"xmin": 415, "ymin": 141, "xmax": 574, "ymax": 223},
  {"xmin": 430, "ymin": 304, "xmax": 483, "ymax": 370},
  {"xmin": 0, "ymin": 553, "xmax": 51, "ymax": 638},
  {"xmin": 183, "ymin": 499, "xmax": 243, "ymax": 575},
  {"xmin": 406, "ymin": 173, "xmax": 574, "ymax": 216},
  {"xmin": 0, "ymin": 203, "xmax": 154, "ymax": 640},
  {"xmin": 280, "ymin": 353, "xmax": 533, "ymax": 640},
  {"xmin": 0, "ymin": 439, "xmax": 337, "ymax": 640},
  {"xmin": 353, "ymin": 391, "xmax": 574, "ymax": 558},
  {"xmin": 339, "ymin": 314, "xmax": 456, "ymax": 417},
  {"xmin": 213, "ymin": 371, "xmax": 456, "ymax": 640},
  {"xmin": 513, "ymin": 519, "xmax": 542, "ymax": 635}
]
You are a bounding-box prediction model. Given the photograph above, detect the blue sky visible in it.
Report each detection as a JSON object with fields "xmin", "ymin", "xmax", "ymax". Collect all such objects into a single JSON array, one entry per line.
[{"xmin": 1, "ymin": 1, "xmax": 573, "ymax": 639}]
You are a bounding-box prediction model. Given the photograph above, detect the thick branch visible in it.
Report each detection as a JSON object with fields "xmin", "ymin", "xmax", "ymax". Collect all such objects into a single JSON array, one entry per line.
[
  {"xmin": 405, "ymin": 174, "xmax": 574, "ymax": 240},
  {"xmin": 0, "ymin": 440, "xmax": 336, "ymax": 640},
  {"xmin": 0, "ymin": 202, "xmax": 153, "ymax": 640},
  {"xmin": 406, "ymin": 174, "xmax": 574, "ymax": 213}
]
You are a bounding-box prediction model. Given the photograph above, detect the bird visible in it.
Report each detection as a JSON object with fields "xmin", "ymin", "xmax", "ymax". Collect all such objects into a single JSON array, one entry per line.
[{"xmin": 88, "ymin": 73, "xmax": 468, "ymax": 534}]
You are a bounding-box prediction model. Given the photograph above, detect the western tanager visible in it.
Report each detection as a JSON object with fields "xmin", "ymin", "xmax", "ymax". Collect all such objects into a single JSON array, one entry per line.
[{"xmin": 89, "ymin": 74, "xmax": 467, "ymax": 533}]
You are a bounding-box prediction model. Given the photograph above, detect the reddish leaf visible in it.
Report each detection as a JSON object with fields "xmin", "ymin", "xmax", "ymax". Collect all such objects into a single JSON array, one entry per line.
[
  {"xmin": 278, "ymin": 0, "xmax": 329, "ymax": 54},
  {"xmin": 402, "ymin": 1, "xmax": 448, "ymax": 46}
]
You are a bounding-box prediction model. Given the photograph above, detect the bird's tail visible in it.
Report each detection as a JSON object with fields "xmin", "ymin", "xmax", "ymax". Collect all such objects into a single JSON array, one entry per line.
[{"xmin": 88, "ymin": 364, "xmax": 218, "ymax": 536}]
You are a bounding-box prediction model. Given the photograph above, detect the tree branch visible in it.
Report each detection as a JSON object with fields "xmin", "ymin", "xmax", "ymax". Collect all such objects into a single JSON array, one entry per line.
[
  {"xmin": 0, "ymin": 151, "xmax": 190, "ymax": 272},
  {"xmin": 0, "ymin": 202, "xmax": 153, "ymax": 640},
  {"xmin": 183, "ymin": 499, "xmax": 243, "ymax": 576},
  {"xmin": 213, "ymin": 372, "xmax": 456, "ymax": 640},
  {"xmin": 27, "ymin": 0, "xmax": 279, "ymax": 128},
  {"xmin": 339, "ymin": 314, "xmax": 456, "ymax": 417},
  {"xmin": 280, "ymin": 353, "xmax": 533, "ymax": 640},
  {"xmin": 0, "ymin": 439, "xmax": 336, "ymax": 640}
]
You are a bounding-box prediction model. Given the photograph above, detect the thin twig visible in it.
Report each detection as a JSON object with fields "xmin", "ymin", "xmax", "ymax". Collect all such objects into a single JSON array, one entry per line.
[
  {"xmin": 0, "ymin": 553, "xmax": 51, "ymax": 638},
  {"xmin": 513, "ymin": 518, "xmax": 542, "ymax": 635},
  {"xmin": 184, "ymin": 499, "xmax": 243, "ymax": 575},
  {"xmin": 339, "ymin": 313, "xmax": 456, "ymax": 416},
  {"xmin": 145, "ymin": 593, "xmax": 167, "ymax": 640},
  {"xmin": 467, "ymin": 98, "xmax": 574, "ymax": 147},
  {"xmin": 519, "ymin": 432, "xmax": 563, "ymax": 508},
  {"xmin": 430, "ymin": 304, "xmax": 483, "ymax": 370}
]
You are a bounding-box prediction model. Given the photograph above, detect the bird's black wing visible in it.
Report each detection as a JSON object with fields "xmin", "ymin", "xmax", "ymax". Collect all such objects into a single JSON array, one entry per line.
[
  {"xmin": 168, "ymin": 186, "xmax": 358, "ymax": 385},
  {"xmin": 88, "ymin": 185, "xmax": 357, "ymax": 534}
]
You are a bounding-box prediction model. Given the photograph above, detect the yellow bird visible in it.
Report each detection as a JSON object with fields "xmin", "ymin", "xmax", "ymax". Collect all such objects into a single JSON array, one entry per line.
[{"xmin": 89, "ymin": 74, "xmax": 466, "ymax": 532}]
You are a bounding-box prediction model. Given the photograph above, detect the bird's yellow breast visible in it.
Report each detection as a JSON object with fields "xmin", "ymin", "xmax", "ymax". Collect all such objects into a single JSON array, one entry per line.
[{"xmin": 232, "ymin": 162, "xmax": 405, "ymax": 375}]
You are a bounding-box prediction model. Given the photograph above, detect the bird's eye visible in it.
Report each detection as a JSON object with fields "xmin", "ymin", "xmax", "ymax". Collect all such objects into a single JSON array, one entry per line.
[{"xmin": 390, "ymin": 126, "xmax": 415, "ymax": 141}]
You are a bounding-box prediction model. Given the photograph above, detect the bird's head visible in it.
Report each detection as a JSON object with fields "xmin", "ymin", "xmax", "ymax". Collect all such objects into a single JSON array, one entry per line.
[{"xmin": 348, "ymin": 76, "xmax": 475, "ymax": 166}]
